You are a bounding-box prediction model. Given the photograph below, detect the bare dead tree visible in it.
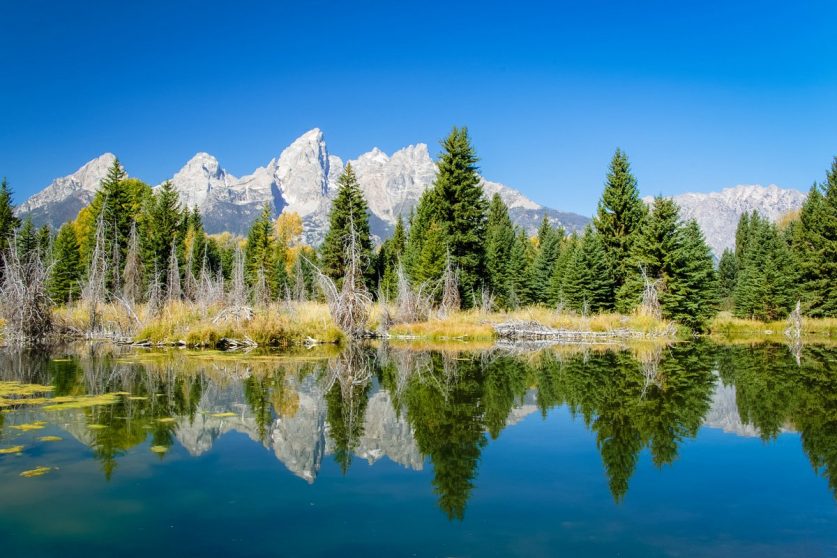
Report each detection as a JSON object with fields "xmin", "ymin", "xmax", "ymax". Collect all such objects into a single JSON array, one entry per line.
[
  {"xmin": 122, "ymin": 221, "xmax": 144, "ymax": 305},
  {"xmin": 639, "ymin": 265, "xmax": 662, "ymax": 319},
  {"xmin": 439, "ymin": 252, "xmax": 460, "ymax": 317},
  {"xmin": 213, "ymin": 246, "xmax": 253, "ymax": 324},
  {"xmin": 146, "ymin": 262, "xmax": 164, "ymax": 317},
  {"xmin": 0, "ymin": 240, "xmax": 53, "ymax": 344},
  {"xmin": 110, "ymin": 233, "xmax": 121, "ymax": 297},
  {"xmin": 315, "ymin": 220, "xmax": 372, "ymax": 338},
  {"xmin": 166, "ymin": 239, "xmax": 182, "ymax": 302},
  {"xmin": 82, "ymin": 211, "xmax": 108, "ymax": 332},
  {"xmin": 292, "ymin": 256, "xmax": 307, "ymax": 302},
  {"xmin": 252, "ymin": 266, "xmax": 270, "ymax": 308},
  {"xmin": 394, "ymin": 264, "xmax": 432, "ymax": 323},
  {"xmin": 785, "ymin": 300, "xmax": 803, "ymax": 365},
  {"xmin": 477, "ymin": 286, "xmax": 494, "ymax": 314},
  {"xmin": 183, "ymin": 237, "xmax": 198, "ymax": 302}
]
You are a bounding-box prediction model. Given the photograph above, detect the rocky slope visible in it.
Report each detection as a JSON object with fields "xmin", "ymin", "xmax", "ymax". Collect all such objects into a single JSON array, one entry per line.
[
  {"xmin": 18, "ymin": 129, "xmax": 589, "ymax": 244},
  {"xmin": 646, "ymin": 184, "xmax": 807, "ymax": 256}
]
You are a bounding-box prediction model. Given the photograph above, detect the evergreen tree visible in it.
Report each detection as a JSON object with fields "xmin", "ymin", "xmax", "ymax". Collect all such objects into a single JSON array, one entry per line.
[
  {"xmin": 320, "ymin": 164, "xmax": 373, "ymax": 287},
  {"xmin": 562, "ymin": 228, "xmax": 615, "ymax": 313},
  {"xmin": 484, "ymin": 194, "xmax": 517, "ymax": 308},
  {"xmin": 244, "ymin": 203, "xmax": 287, "ymax": 298},
  {"xmin": 717, "ymin": 249, "xmax": 738, "ymax": 309},
  {"xmin": 377, "ymin": 214, "xmax": 407, "ymax": 299},
  {"xmin": 144, "ymin": 181, "xmax": 185, "ymax": 292},
  {"xmin": 506, "ymin": 228, "xmax": 533, "ymax": 308},
  {"xmin": 734, "ymin": 213, "xmax": 798, "ymax": 320},
  {"xmin": 665, "ymin": 220, "xmax": 718, "ymax": 332},
  {"xmin": 37, "ymin": 224, "xmax": 52, "ymax": 259},
  {"xmin": 617, "ymin": 197, "xmax": 681, "ymax": 313},
  {"xmin": 413, "ymin": 220, "xmax": 448, "ymax": 287},
  {"xmin": 16, "ymin": 216, "xmax": 38, "ymax": 260},
  {"xmin": 548, "ymin": 233, "xmax": 579, "ymax": 308},
  {"xmin": 49, "ymin": 223, "xmax": 82, "ymax": 303},
  {"xmin": 792, "ymin": 157, "xmax": 837, "ymax": 316},
  {"xmin": 404, "ymin": 127, "xmax": 488, "ymax": 304},
  {"xmin": 0, "ymin": 177, "xmax": 20, "ymax": 250},
  {"xmin": 529, "ymin": 216, "xmax": 563, "ymax": 304},
  {"xmin": 593, "ymin": 149, "xmax": 647, "ymax": 297}
]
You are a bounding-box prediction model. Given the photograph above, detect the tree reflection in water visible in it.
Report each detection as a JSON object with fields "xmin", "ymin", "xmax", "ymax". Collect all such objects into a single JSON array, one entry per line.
[{"xmin": 0, "ymin": 341, "xmax": 835, "ymax": 517}]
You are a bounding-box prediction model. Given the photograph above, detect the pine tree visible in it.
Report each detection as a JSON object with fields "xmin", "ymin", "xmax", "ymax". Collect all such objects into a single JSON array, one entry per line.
[
  {"xmin": 404, "ymin": 127, "xmax": 488, "ymax": 304},
  {"xmin": 484, "ymin": 194, "xmax": 517, "ymax": 308},
  {"xmin": 665, "ymin": 220, "xmax": 718, "ymax": 332},
  {"xmin": 16, "ymin": 216, "xmax": 39, "ymax": 261},
  {"xmin": 529, "ymin": 216, "xmax": 563, "ymax": 305},
  {"xmin": 0, "ymin": 177, "xmax": 20, "ymax": 251},
  {"xmin": 548, "ymin": 233, "xmax": 579, "ymax": 308},
  {"xmin": 320, "ymin": 164, "xmax": 373, "ymax": 287},
  {"xmin": 145, "ymin": 180, "xmax": 184, "ymax": 292},
  {"xmin": 734, "ymin": 213, "xmax": 798, "ymax": 320},
  {"xmin": 414, "ymin": 220, "xmax": 448, "ymax": 287},
  {"xmin": 36, "ymin": 224, "xmax": 52, "ymax": 260},
  {"xmin": 617, "ymin": 197, "xmax": 681, "ymax": 313},
  {"xmin": 792, "ymin": 157, "xmax": 837, "ymax": 317},
  {"xmin": 48, "ymin": 223, "xmax": 82, "ymax": 303},
  {"xmin": 717, "ymin": 249, "xmax": 738, "ymax": 309},
  {"xmin": 377, "ymin": 213, "xmax": 407, "ymax": 299},
  {"xmin": 593, "ymin": 149, "xmax": 647, "ymax": 298},
  {"xmin": 562, "ymin": 228, "xmax": 615, "ymax": 313}
]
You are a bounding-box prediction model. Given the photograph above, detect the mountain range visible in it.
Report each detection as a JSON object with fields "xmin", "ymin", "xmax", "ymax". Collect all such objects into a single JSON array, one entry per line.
[
  {"xmin": 16, "ymin": 129, "xmax": 808, "ymax": 254},
  {"xmin": 16, "ymin": 129, "xmax": 589, "ymax": 245}
]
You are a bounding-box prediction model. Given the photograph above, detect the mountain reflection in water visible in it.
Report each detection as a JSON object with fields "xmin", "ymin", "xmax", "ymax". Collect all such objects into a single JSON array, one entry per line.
[{"xmin": 0, "ymin": 341, "xmax": 835, "ymax": 523}]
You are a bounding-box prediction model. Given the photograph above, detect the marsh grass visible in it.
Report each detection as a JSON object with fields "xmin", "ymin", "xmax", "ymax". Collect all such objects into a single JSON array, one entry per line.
[{"xmin": 710, "ymin": 311, "xmax": 837, "ymax": 343}]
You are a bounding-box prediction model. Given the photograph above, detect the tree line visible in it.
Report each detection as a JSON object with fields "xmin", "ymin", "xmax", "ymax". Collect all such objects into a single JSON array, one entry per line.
[{"xmin": 0, "ymin": 129, "xmax": 835, "ymax": 336}]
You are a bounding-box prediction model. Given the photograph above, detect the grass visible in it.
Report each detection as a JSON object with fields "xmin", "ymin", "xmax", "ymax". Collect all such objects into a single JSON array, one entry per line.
[
  {"xmin": 709, "ymin": 311, "xmax": 837, "ymax": 343},
  {"xmin": 387, "ymin": 307, "xmax": 678, "ymax": 341}
]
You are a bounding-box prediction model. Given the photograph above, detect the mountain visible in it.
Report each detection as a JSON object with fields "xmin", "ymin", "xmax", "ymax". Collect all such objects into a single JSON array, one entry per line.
[
  {"xmin": 646, "ymin": 184, "xmax": 807, "ymax": 256},
  {"xmin": 16, "ymin": 153, "xmax": 117, "ymax": 227},
  {"xmin": 17, "ymin": 129, "xmax": 589, "ymax": 244}
]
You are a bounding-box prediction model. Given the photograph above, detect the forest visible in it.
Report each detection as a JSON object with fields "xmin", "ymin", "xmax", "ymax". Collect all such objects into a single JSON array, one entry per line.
[{"xmin": 0, "ymin": 127, "xmax": 835, "ymax": 345}]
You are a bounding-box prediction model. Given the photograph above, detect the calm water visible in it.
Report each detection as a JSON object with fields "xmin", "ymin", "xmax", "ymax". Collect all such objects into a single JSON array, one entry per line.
[{"xmin": 0, "ymin": 342, "xmax": 835, "ymax": 557}]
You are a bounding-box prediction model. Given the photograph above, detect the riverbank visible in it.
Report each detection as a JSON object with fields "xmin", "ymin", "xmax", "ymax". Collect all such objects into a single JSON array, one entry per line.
[{"xmin": 41, "ymin": 302, "xmax": 837, "ymax": 349}]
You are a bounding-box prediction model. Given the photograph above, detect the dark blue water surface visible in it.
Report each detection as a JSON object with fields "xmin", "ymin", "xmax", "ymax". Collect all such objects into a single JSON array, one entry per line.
[{"xmin": 0, "ymin": 342, "xmax": 835, "ymax": 557}]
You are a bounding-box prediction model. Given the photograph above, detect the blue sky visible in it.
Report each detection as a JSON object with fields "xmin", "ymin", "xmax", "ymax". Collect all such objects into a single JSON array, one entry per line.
[{"xmin": 1, "ymin": 0, "xmax": 835, "ymax": 216}]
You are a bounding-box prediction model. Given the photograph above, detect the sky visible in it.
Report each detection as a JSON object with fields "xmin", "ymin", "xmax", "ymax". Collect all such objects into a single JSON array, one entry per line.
[{"xmin": 1, "ymin": 0, "xmax": 835, "ymax": 216}]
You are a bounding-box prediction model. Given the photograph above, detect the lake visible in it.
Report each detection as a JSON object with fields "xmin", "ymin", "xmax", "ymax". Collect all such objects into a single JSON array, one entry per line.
[{"xmin": 0, "ymin": 342, "xmax": 835, "ymax": 557}]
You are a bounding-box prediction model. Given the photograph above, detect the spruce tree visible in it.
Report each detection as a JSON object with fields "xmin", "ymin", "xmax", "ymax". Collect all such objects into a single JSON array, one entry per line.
[
  {"xmin": 320, "ymin": 163, "xmax": 373, "ymax": 287},
  {"xmin": 377, "ymin": 214, "xmax": 407, "ymax": 299},
  {"xmin": 617, "ymin": 197, "xmax": 681, "ymax": 313},
  {"xmin": 245, "ymin": 203, "xmax": 283, "ymax": 298},
  {"xmin": 506, "ymin": 228, "xmax": 532, "ymax": 308},
  {"xmin": 734, "ymin": 213, "xmax": 798, "ymax": 320},
  {"xmin": 717, "ymin": 248, "xmax": 738, "ymax": 309},
  {"xmin": 593, "ymin": 149, "xmax": 647, "ymax": 298},
  {"xmin": 562, "ymin": 228, "xmax": 615, "ymax": 313},
  {"xmin": 145, "ymin": 180, "xmax": 185, "ymax": 292},
  {"xmin": 484, "ymin": 194, "xmax": 516, "ymax": 308},
  {"xmin": 404, "ymin": 127, "xmax": 488, "ymax": 304},
  {"xmin": 548, "ymin": 233, "xmax": 579, "ymax": 308},
  {"xmin": 792, "ymin": 157, "xmax": 837, "ymax": 317},
  {"xmin": 530, "ymin": 216, "xmax": 563, "ymax": 305},
  {"xmin": 0, "ymin": 177, "xmax": 20, "ymax": 250},
  {"xmin": 665, "ymin": 220, "xmax": 718, "ymax": 332},
  {"xmin": 16, "ymin": 216, "xmax": 38, "ymax": 260},
  {"xmin": 49, "ymin": 223, "xmax": 82, "ymax": 303}
]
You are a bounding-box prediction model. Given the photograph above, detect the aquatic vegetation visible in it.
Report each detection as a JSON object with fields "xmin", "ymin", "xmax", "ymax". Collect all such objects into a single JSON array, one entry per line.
[
  {"xmin": 149, "ymin": 445, "xmax": 168, "ymax": 454},
  {"xmin": 210, "ymin": 412, "xmax": 237, "ymax": 418},
  {"xmin": 0, "ymin": 445, "xmax": 24, "ymax": 454},
  {"xmin": 20, "ymin": 466, "xmax": 52, "ymax": 478},
  {"xmin": 37, "ymin": 436, "xmax": 63, "ymax": 442},
  {"xmin": 156, "ymin": 417, "xmax": 176, "ymax": 423},
  {"xmin": 0, "ymin": 381, "xmax": 54, "ymax": 408},
  {"xmin": 11, "ymin": 421, "xmax": 46, "ymax": 431},
  {"xmin": 87, "ymin": 424, "xmax": 108, "ymax": 430},
  {"xmin": 42, "ymin": 393, "xmax": 122, "ymax": 411}
]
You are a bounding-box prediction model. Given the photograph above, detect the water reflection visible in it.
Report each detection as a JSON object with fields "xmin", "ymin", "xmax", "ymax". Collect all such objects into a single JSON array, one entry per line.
[{"xmin": 1, "ymin": 341, "xmax": 835, "ymax": 519}]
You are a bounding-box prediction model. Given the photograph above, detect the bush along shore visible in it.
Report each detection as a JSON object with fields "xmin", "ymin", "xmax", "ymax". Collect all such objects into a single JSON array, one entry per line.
[{"xmin": 0, "ymin": 128, "xmax": 835, "ymax": 347}]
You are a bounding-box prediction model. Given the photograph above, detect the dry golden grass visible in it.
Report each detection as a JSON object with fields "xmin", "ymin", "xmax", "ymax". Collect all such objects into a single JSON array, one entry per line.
[
  {"xmin": 387, "ymin": 306, "xmax": 676, "ymax": 340},
  {"xmin": 709, "ymin": 311, "xmax": 837, "ymax": 343}
]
